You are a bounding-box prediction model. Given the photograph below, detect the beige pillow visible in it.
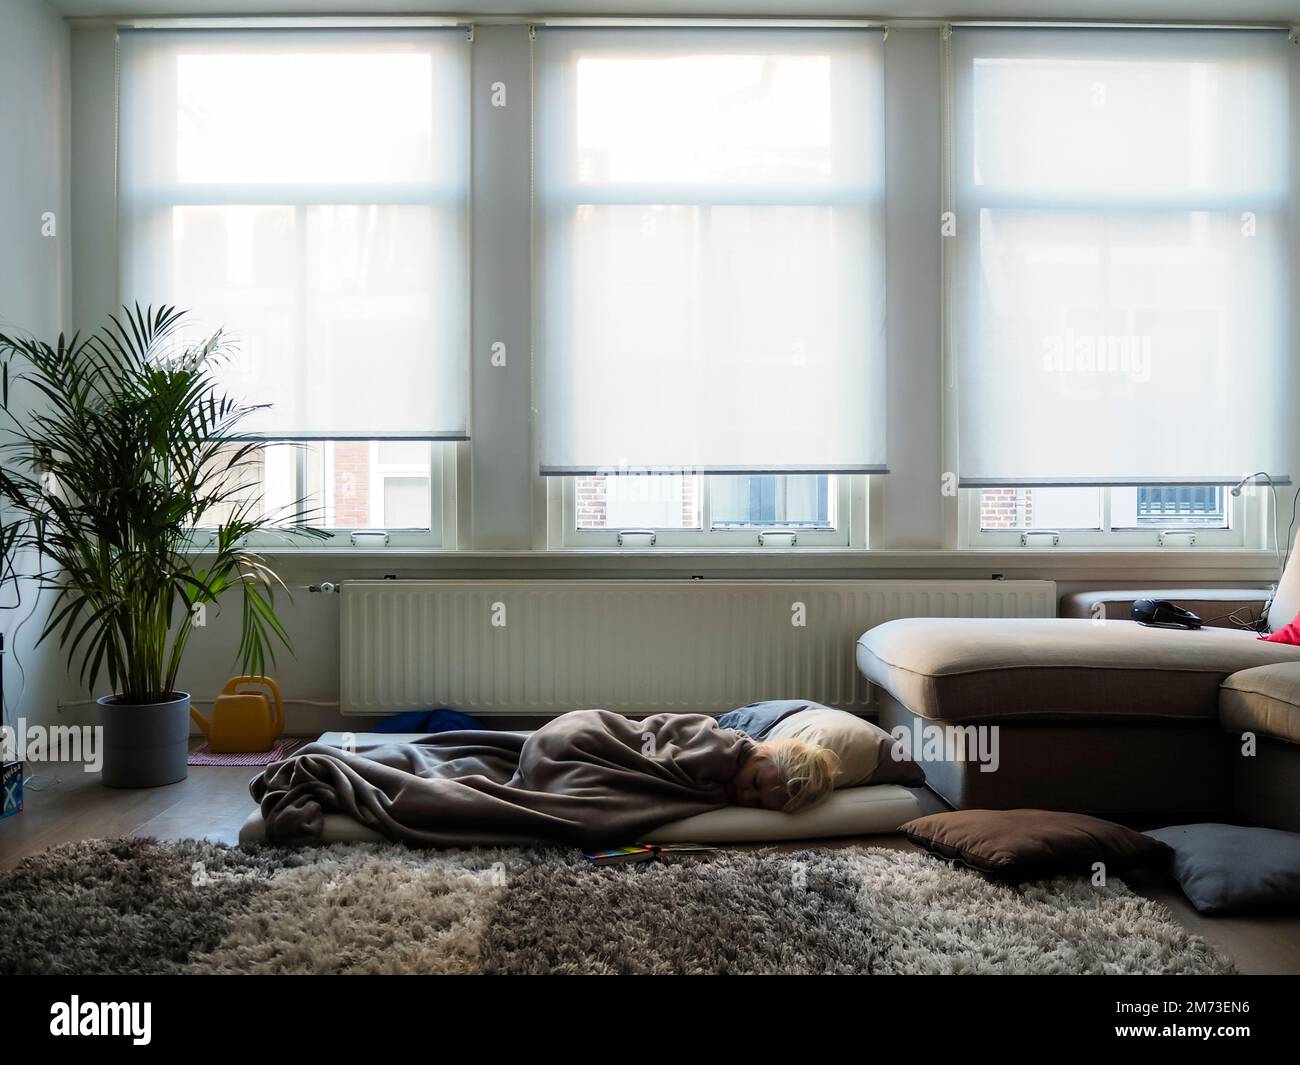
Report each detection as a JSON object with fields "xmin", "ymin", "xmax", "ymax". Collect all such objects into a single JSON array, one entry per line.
[{"xmin": 766, "ymin": 707, "xmax": 925, "ymax": 789}]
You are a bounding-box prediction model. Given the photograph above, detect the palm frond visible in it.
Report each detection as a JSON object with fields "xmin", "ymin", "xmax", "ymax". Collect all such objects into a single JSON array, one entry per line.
[{"xmin": 0, "ymin": 304, "xmax": 315, "ymax": 701}]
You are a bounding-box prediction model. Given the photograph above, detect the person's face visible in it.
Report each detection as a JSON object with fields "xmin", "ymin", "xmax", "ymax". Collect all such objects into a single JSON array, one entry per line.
[{"xmin": 727, "ymin": 753, "xmax": 788, "ymax": 810}]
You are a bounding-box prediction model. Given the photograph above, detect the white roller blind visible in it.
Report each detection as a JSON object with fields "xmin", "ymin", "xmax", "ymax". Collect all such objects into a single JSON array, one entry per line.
[
  {"xmin": 534, "ymin": 27, "xmax": 887, "ymax": 475},
  {"xmin": 118, "ymin": 28, "xmax": 470, "ymax": 440},
  {"xmin": 950, "ymin": 28, "xmax": 1293, "ymax": 487}
]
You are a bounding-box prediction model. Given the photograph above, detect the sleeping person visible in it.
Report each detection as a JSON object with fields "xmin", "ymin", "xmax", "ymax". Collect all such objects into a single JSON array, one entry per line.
[
  {"xmin": 251, "ymin": 708, "xmax": 838, "ymax": 847},
  {"xmin": 725, "ymin": 737, "xmax": 838, "ymax": 812}
]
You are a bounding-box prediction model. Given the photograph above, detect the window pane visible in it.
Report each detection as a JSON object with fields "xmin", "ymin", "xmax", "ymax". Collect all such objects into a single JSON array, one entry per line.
[
  {"xmin": 175, "ymin": 49, "xmax": 444, "ymax": 185},
  {"xmin": 203, "ymin": 442, "xmax": 435, "ymax": 530},
  {"xmin": 575, "ymin": 50, "xmax": 843, "ymax": 187},
  {"xmin": 376, "ymin": 441, "xmax": 430, "ymax": 465},
  {"xmin": 119, "ymin": 28, "xmax": 471, "ymax": 439},
  {"xmin": 382, "ymin": 477, "xmax": 432, "ymax": 529},
  {"xmin": 968, "ymin": 49, "xmax": 1285, "ymax": 199},
  {"xmin": 711, "ymin": 475, "xmax": 834, "ymax": 528},
  {"xmin": 160, "ymin": 201, "xmax": 463, "ymax": 439},
  {"xmin": 535, "ymin": 28, "xmax": 886, "ymax": 475},
  {"xmin": 575, "ymin": 474, "xmax": 701, "ymax": 530},
  {"xmin": 951, "ymin": 29, "xmax": 1290, "ymax": 487},
  {"xmin": 1112, "ymin": 486, "xmax": 1229, "ymax": 529},
  {"xmin": 979, "ymin": 487, "xmax": 1102, "ymax": 530}
]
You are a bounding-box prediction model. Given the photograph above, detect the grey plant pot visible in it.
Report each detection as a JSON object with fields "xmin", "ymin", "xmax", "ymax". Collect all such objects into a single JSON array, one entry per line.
[{"xmin": 97, "ymin": 692, "xmax": 191, "ymax": 788}]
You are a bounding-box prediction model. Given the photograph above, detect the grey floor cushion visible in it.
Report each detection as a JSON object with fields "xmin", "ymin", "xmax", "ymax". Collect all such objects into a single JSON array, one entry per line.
[{"xmin": 1146, "ymin": 823, "xmax": 1300, "ymax": 914}]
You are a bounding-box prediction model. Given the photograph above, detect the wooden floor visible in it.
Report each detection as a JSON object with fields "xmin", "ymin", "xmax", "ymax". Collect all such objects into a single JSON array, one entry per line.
[{"xmin": 2, "ymin": 755, "xmax": 1298, "ymax": 975}]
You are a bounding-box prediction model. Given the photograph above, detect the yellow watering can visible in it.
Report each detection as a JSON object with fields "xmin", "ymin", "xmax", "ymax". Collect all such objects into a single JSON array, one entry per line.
[{"xmin": 190, "ymin": 676, "xmax": 284, "ymax": 753}]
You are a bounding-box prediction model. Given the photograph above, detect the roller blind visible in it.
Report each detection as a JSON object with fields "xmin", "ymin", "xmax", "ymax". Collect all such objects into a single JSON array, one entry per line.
[
  {"xmin": 534, "ymin": 27, "xmax": 887, "ymax": 475},
  {"xmin": 118, "ymin": 28, "xmax": 471, "ymax": 440},
  {"xmin": 949, "ymin": 28, "xmax": 1293, "ymax": 487}
]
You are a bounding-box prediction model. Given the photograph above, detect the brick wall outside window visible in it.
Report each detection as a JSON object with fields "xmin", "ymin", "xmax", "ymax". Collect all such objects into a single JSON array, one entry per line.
[
  {"xmin": 979, "ymin": 487, "xmax": 1032, "ymax": 529},
  {"xmin": 333, "ymin": 441, "xmax": 371, "ymax": 527},
  {"xmin": 575, "ymin": 476, "xmax": 608, "ymax": 528},
  {"xmin": 681, "ymin": 475, "xmax": 699, "ymax": 527}
]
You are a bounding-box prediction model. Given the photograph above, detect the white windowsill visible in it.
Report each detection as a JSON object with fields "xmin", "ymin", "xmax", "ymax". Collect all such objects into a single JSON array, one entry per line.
[{"xmin": 217, "ymin": 545, "xmax": 1284, "ymax": 584}]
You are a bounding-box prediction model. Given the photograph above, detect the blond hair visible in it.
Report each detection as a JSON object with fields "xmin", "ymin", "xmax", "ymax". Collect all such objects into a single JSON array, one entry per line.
[{"xmin": 758, "ymin": 738, "xmax": 839, "ymax": 813}]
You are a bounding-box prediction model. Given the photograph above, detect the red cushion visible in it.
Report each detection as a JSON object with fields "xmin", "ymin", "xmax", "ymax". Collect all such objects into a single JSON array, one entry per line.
[{"xmin": 1259, "ymin": 612, "xmax": 1300, "ymax": 644}]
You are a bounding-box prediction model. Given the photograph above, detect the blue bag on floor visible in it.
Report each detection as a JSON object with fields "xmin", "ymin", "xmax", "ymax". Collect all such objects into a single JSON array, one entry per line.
[{"xmin": 373, "ymin": 708, "xmax": 484, "ymax": 734}]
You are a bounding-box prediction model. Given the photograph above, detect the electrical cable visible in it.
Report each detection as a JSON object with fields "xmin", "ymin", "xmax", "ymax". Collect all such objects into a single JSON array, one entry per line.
[
  {"xmin": 0, "ymin": 546, "xmax": 43, "ymax": 731},
  {"xmin": 5, "ymin": 580, "xmax": 40, "ymax": 729},
  {"xmin": 0, "ymin": 538, "xmax": 22, "ymax": 734},
  {"xmin": 1200, "ymin": 606, "xmax": 1267, "ymax": 631}
]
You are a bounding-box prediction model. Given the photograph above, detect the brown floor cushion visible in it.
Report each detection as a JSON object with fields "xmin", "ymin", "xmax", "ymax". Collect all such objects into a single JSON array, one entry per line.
[{"xmin": 901, "ymin": 808, "xmax": 1171, "ymax": 880}]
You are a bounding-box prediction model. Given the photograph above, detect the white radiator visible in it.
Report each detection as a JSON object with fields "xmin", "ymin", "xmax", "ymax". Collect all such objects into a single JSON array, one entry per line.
[{"xmin": 339, "ymin": 579, "xmax": 1055, "ymax": 716}]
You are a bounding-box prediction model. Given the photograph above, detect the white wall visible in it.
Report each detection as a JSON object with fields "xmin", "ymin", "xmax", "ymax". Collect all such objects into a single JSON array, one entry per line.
[
  {"xmin": 0, "ymin": 0, "xmax": 71, "ymax": 728},
  {"xmin": 470, "ymin": 25, "xmax": 536, "ymax": 550},
  {"xmin": 69, "ymin": 25, "xmax": 117, "ymax": 330},
  {"xmin": 880, "ymin": 28, "xmax": 944, "ymax": 549}
]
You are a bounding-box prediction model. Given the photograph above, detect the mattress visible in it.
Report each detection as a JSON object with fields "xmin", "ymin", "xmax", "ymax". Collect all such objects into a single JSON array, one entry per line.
[{"xmin": 236, "ymin": 731, "xmax": 927, "ymax": 847}]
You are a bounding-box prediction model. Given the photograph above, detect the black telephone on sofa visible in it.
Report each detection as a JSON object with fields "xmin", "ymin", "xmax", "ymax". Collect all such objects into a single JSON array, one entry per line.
[{"xmin": 1131, "ymin": 598, "xmax": 1203, "ymax": 630}]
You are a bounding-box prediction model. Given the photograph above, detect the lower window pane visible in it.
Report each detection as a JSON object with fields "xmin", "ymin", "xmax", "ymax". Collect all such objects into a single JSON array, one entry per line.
[
  {"xmin": 205, "ymin": 441, "xmax": 435, "ymax": 530},
  {"xmin": 710, "ymin": 475, "xmax": 834, "ymax": 528},
  {"xmin": 1112, "ymin": 486, "xmax": 1228, "ymax": 529},
  {"xmin": 979, "ymin": 487, "xmax": 1102, "ymax": 530},
  {"xmin": 979, "ymin": 485, "xmax": 1230, "ymax": 532},
  {"xmin": 574, "ymin": 474, "xmax": 834, "ymax": 531},
  {"xmin": 575, "ymin": 474, "xmax": 702, "ymax": 530},
  {"xmin": 382, "ymin": 476, "xmax": 433, "ymax": 529}
]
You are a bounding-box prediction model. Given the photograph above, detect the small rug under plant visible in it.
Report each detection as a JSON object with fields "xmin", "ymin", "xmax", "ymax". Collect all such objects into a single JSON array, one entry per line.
[
  {"xmin": 188, "ymin": 738, "xmax": 304, "ymax": 766},
  {"xmin": 0, "ymin": 838, "xmax": 1233, "ymax": 975}
]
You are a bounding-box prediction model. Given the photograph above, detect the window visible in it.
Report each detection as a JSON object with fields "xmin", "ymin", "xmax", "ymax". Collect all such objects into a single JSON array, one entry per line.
[
  {"xmin": 117, "ymin": 27, "xmax": 471, "ymax": 544},
  {"xmin": 711, "ymin": 475, "xmax": 834, "ymax": 530},
  {"xmin": 557, "ymin": 473, "xmax": 856, "ymax": 547},
  {"xmin": 202, "ymin": 441, "xmax": 454, "ymax": 543},
  {"xmin": 575, "ymin": 473, "xmax": 702, "ymax": 532},
  {"xmin": 948, "ymin": 28, "xmax": 1291, "ymax": 492},
  {"xmin": 533, "ymin": 27, "xmax": 887, "ymax": 483},
  {"xmin": 964, "ymin": 484, "xmax": 1245, "ymax": 547}
]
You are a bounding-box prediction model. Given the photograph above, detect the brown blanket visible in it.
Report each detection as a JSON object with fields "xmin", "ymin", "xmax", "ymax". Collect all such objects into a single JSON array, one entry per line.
[{"xmin": 249, "ymin": 710, "xmax": 754, "ymax": 847}]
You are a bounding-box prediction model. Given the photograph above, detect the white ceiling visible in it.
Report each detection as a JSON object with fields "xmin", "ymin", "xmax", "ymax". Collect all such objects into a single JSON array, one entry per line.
[{"xmin": 46, "ymin": 1, "xmax": 1300, "ymax": 24}]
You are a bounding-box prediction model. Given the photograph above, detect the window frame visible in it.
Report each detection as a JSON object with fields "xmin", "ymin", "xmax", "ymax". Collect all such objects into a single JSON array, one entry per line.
[
  {"xmin": 192, "ymin": 441, "xmax": 457, "ymax": 551},
  {"xmin": 549, "ymin": 474, "xmax": 866, "ymax": 549},
  {"xmin": 118, "ymin": 29, "xmax": 469, "ymax": 553},
  {"xmin": 117, "ymin": 27, "xmax": 473, "ymax": 444},
  {"xmin": 532, "ymin": 26, "xmax": 888, "ymax": 482},
  {"xmin": 944, "ymin": 28, "xmax": 1291, "ymax": 495},
  {"xmin": 960, "ymin": 484, "xmax": 1256, "ymax": 549}
]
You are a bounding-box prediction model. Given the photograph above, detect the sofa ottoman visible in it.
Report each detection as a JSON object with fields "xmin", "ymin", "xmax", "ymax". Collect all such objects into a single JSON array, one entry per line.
[
  {"xmin": 1220, "ymin": 663, "xmax": 1300, "ymax": 832},
  {"xmin": 856, "ymin": 617, "xmax": 1300, "ymax": 815}
]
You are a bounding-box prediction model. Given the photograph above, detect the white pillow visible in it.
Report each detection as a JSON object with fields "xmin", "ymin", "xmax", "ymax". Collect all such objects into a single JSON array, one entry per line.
[{"xmin": 765, "ymin": 707, "xmax": 924, "ymax": 789}]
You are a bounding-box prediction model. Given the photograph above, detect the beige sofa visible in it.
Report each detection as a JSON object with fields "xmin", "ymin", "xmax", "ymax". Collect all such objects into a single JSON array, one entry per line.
[
  {"xmin": 856, "ymin": 544, "xmax": 1300, "ymax": 828},
  {"xmin": 1220, "ymin": 664, "xmax": 1300, "ymax": 831}
]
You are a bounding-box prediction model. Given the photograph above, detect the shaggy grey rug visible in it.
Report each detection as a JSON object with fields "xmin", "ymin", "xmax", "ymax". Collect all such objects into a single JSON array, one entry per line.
[{"xmin": 0, "ymin": 838, "xmax": 1233, "ymax": 975}]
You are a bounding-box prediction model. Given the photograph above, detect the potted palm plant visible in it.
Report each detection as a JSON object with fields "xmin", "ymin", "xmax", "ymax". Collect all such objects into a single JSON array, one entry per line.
[{"xmin": 0, "ymin": 305, "xmax": 324, "ymax": 787}]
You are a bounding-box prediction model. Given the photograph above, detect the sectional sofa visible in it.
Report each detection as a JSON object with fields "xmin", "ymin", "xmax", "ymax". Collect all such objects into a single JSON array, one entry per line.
[{"xmin": 857, "ymin": 546, "xmax": 1300, "ymax": 831}]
